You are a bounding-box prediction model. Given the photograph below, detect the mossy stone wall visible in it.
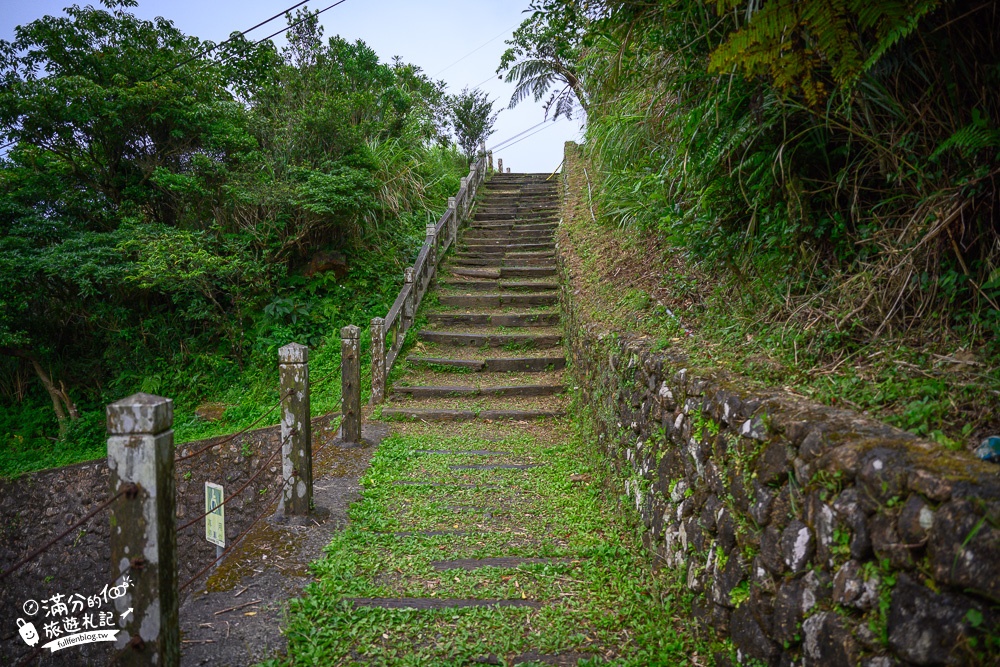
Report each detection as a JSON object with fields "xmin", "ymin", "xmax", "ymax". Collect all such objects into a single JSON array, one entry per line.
[{"xmin": 560, "ymin": 142, "xmax": 999, "ymax": 667}]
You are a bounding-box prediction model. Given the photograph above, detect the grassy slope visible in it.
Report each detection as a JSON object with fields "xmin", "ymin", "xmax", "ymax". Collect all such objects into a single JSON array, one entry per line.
[
  {"xmin": 560, "ymin": 145, "xmax": 999, "ymax": 454},
  {"xmin": 267, "ymin": 413, "xmax": 724, "ymax": 666}
]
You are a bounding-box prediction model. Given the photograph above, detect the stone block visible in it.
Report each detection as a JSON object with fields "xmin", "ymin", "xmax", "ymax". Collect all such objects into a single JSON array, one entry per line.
[
  {"xmin": 756, "ymin": 440, "xmax": 792, "ymax": 486},
  {"xmin": 833, "ymin": 560, "xmax": 878, "ymax": 610},
  {"xmin": 888, "ymin": 574, "xmax": 981, "ymax": 666},
  {"xmin": 898, "ymin": 494, "xmax": 934, "ymax": 545},
  {"xmin": 870, "ymin": 510, "xmax": 914, "ymax": 569},
  {"xmin": 927, "ymin": 499, "xmax": 1000, "ymax": 602},
  {"xmin": 749, "ymin": 482, "xmax": 774, "ymax": 527},
  {"xmin": 802, "ymin": 611, "xmax": 859, "ymax": 667},
  {"xmin": 731, "ymin": 604, "xmax": 779, "ymax": 666},
  {"xmin": 712, "ymin": 551, "xmax": 746, "ymax": 608},
  {"xmin": 760, "ymin": 525, "xmax": 786, "ymax": 575},
  {"xmin": 857, "ymin": 449, "xmax": 908, "ymax": 513},
  {"xmin": 771, "ymin": 578, "xmax": 803, "ymax": 645},
  {"xmin": 781, "ymin": 520, "xmax": 815, "ymax": 574},
  {"xmin": 740, "ymin": 415, "xmax": 769, "ymax": 441}
]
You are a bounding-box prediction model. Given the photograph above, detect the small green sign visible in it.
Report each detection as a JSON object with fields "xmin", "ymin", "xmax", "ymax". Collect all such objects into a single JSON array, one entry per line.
[{"xmin": 205, "ymin": 482, "xmax": 225, "ymax": 547}]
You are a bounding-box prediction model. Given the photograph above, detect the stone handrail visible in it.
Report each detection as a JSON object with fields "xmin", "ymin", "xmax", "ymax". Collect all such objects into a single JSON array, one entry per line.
[{"xmin": 369, "ymin": 147, "xmax": 489, "ymax": 403}]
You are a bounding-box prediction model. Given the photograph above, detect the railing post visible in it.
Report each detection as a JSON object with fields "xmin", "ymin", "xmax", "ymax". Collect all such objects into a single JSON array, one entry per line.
[
  {"xmin": 448, "ymin": 196, "xmax": 458, "ymax": 244},
  {"xmin": 278, "ymin": 343, "xmax": 312, "ymax": 515},
  {"xmin": 426, "ymin": 222, "xmax": 437, "ymax": 268},
  {"xmin": 488, "ymin": 150, "xmax": 494, "ymax": 173},
  {"xmin": 107, "ymin": 393, "xmax": 178, "ymax": 667},
  {"xmin": 459, "ymin": 177, "xmax": 469, "ymax": 217},
  {"xmin": 498, "ymin": 158, "xmax": 503, "ymax": 174},
  {"xmin": 340, "ymin": 326, "xmax": 362, "ymax": 444},
  {"xmin": 370, "ymin": 317, "xmax": 386, "ymax": 405},
  {"xmin": 403, "ymin": 268, "xmax": 416, "ymax": 327}
]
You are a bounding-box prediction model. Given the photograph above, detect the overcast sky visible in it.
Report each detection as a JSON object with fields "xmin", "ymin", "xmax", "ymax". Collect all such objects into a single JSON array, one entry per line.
[{"xmin": 0, "ymin": 0, "xmax": 583, "ymax": 172}]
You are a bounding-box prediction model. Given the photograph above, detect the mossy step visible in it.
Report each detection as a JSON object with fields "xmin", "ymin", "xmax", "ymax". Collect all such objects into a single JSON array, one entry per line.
[
  {"xmin": 394, "ymin": 384, "xmax": 564, "ymax": 399},
  {"xmin": 452, "ymin": 257, "xmax": 556, "ymax": 268},
  {"xmin": 455, "ymin": 251, "xmax": 554, "ymax": 259},
  {"xmin": 345, "ymin": 598, "xmax": 541, "ymax": 610},
  {"xmin": 450, "ymin": 266, "xmax": 557, "ymax": 279},
  {"xmin": 474, "ymin": 211, "xmax": 558, "ymax": 220},
  {"xmin": 461, "ymin": 243, "xmax": 554, "ymax": 253},
  {"xmin": 438, "ymin": 279, "xmax": 558, "ymax": 292},
  {"xmin": 462, "ymin": 235, "xmax": 555, "ymax": 245},
  {"xmin": 426, "ymin": 312, "xmax": 559, "ymax": 327},
  {"xmin": 417, "ymin": 330, "xmax": 561, "ymax": 348},
  {"xmin": 380, "ymin": 408, "xmax": 564, "ymax": 422},
  {"xmin": 404, "ymin": 356, "xmax": 565, "ymax": 372},
  {"xmin": 429, "ymin": 557, "xmax": 568, "ymax": 570},
  {"xmin": 468, "ymin": 222, "xmax": 557, "ymax": 232},
  {"xmin": 437, "ymin": 293, "xmax": 557, "ymax": 308}
]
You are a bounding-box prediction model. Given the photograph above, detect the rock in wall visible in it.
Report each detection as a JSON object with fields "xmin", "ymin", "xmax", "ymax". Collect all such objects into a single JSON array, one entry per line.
[{"xmin": 559, "ymin": 142, "xmax": 1000, "ymax": 667}]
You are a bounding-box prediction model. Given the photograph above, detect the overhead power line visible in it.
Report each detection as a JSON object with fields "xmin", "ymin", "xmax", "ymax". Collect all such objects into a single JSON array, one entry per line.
[
  {"xmin": 490, "ymin": 121, "xmax": 561, "ymax": 154},
  {"xmin": 250, "ymin": 0, "xmax": 350, "ymax": 47},
  {"xmin": 489, "ymin": 119, "xmax": 553, "ymax": 152},
  {"xmin": 1, "ymin": 0, "xmax": 352, "ymax": 153},
  {"xmin": 156, "ymin": 0, "xmax": 312, "ymax": 78}
]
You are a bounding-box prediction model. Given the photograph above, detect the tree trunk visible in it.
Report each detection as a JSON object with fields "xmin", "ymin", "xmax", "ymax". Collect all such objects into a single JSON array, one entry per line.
[{"xmin": 1, "ymin": 347, "xmax": 79, "ymax": 436}]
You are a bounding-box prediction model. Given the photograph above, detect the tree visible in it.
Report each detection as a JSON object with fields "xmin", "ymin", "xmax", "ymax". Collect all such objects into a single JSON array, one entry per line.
[
  {"xmin": 449, "ymin": 88, "xmax": 498, "ymax": 161},
  {"xmin": 497, "ymin": 0, "xmax": 589, "ymax": 120}
]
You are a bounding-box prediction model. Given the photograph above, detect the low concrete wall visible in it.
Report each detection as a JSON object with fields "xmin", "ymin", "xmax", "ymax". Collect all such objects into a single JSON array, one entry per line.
[
  {"xmin": 560, "ymin": 143, "xmax": 999, "ymax": 667},
  {"xmin": 0, "ymin": 415, "xmax": 336, "ymax": 665}
]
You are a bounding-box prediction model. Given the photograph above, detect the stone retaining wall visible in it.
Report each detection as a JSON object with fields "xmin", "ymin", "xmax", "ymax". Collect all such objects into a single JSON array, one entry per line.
[
  {"xmin": 559, "ymin": 143, "xmax": 999, "ymax": 667},
  {"xmin": 0, "ymin": 415, "xmax": 336, "ymax": 665}
]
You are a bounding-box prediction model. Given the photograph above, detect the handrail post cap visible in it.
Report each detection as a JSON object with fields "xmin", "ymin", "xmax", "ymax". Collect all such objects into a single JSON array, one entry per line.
[
  {"xmin": 340, "ymin": 325, "xmax": 361, "ymax": 339},
  {"xmin": 371, "ymin": 316, "xmax": 385, "ymax": 326},
  {"xmin": 404, "ymin": 268, "xmax": 416, "ymax": 283},
  {"xmin": 107, "ymin": 393, "xmax": 173, "ymax": 435},
  {"xmin": 278, "ymin": 342, "xmax": 309, "ymax": 364}
]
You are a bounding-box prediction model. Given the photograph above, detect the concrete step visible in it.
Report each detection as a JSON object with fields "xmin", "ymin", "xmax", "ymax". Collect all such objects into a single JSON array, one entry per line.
[
  {"xmin": 474, "ymin": 212, "xmax": 557, "ymax": 222},
  {"xmin": 437, "ymin": 293, "xmax": 557, "ymax": 308},
  {"xmin": 463, "ymin": 231, "xmax": 554, "ymax": 242},
  {"xmin": 405, "ymin": 356, "xmax": 566, "ymax": 372},
  {"xmin": 453, "ymin": 251, "xmax": 555, "ymax": 261},
  {"xmin": 468, "ymin": 222, "xmax": 557, "ymax": 232},
  {"xmin": 380, "ymin": 408, "xmax": 563, "ymax": 422},
  {"xmin": 394, "ymin": 384, "xmax": 564, "ymax": 399},
  {"xmin": 438, "ymin": 279, "xmax": 558, "ymax": 292},
  {"xmin": 346, "ymin": 597, "xmax": 542, "ymax": 609},
  {"xmin": 427, "ymin": 312, "xmax": 559, "ymax": 327},
  {"xmin": 450, "ymin": 266, "xmax": 558, "ymax": 279},
  {"xmin": 417, "ymin": 330, "xmax": 561, "ymax": 348},
  {"xmin": 461, "ymin": 243, "xmax": 554, "ymax": 253},
  {"xmin": 452, "ymin": 257, "xmax": 555, "ymax": 268}
]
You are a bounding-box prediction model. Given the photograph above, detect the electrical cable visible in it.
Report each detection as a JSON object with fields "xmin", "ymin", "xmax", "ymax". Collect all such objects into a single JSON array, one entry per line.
[
  {"xmin": 490, "ymin": 121, "xmax": 560, "ymax": 154},
  {"xmin": 153, "ymin": 0, "xmax": 312, "ymax": 78},
  {"xmin": 489, "ymin": 119, "xmax": 552, "ymax": 151},
  {"xmin": 250, "ymin": 0, "xmax": 350, "ymax": 47}
]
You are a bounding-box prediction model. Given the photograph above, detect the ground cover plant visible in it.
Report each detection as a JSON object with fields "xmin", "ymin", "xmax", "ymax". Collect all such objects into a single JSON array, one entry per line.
[
  {"xmin": 267, "ymin": 413, "xmax": 727, "ymax": 666},
  {"xmin": 502, "ymin": 0, "xmax": 1000, "ymax": 449},
  {"xmin": 0, "ymin": 1, "xmax": 469, "ymax": 476}
]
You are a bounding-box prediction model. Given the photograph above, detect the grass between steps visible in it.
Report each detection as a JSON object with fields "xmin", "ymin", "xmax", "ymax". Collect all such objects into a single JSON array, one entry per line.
[{"xmin": 263, "ymin": 398, "xmax": 728, "ymax": 666}]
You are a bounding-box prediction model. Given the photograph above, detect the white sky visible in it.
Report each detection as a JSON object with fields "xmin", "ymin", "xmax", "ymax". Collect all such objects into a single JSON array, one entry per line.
[{"xmin": 0, "ymin": 0, "xmax": 583, "ymax": 172}]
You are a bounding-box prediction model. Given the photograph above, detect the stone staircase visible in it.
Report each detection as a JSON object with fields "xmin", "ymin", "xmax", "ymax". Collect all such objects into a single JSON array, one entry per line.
[{"xmin": 382, "ymin": 172, "xmax": 566, "ymax": 422}]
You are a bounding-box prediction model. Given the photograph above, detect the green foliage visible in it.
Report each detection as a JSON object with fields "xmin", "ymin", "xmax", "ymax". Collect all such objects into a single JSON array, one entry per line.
[
  {"xmin": 497, "ymin": 0, "xmax": 589, "ymax": 119},
  {"xmin": 448, "ymin": 87, "xmax": 498, "ymax": 161},
  {"xmin": 556, "ymin": 0, "xmax": 1000, "ymax": 386},
  {"xmin": 0, "ymin": 3, "xmax": 466, "ymax": 476}
]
